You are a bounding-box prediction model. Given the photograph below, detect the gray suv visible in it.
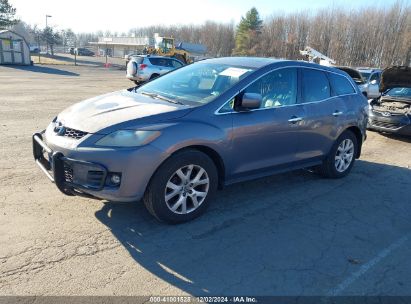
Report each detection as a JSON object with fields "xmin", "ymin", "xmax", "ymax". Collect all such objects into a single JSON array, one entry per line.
[
  {"xmin": 126, "ymin": 55, "xmax": 184, "ymax": 84},
  {"xmin": 33, "ymin": 57, "xmax": 368, "ymax": 223}
]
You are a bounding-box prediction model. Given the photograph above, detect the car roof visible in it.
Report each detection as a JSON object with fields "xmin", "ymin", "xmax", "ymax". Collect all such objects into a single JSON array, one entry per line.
[
  {"xmin": 198, "ymin": 57, "xmax": 352, "ymax": 76},
  {"xmin": 200, "ymin": 57, "xmax": 282, "ymax": 69},
  {"xmin": 357, "ymin": 68, "xmax": 382, "ymax": 73},
  {"xmin": 132, "ymin": 55, "xmax": 177, "ymax": 60}
]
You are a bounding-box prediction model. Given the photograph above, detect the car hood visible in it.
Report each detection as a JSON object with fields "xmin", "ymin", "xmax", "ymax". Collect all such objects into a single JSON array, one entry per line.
[
  {"xmin": 380, "ymin": 66, "xmax": 411, "ymax": 92},
  {"xmin": 336, "ymin": 66, "xmax": 365, "ymax": 84},
  {"xmin": 57, "ymin": 90, "xmax": 191, "ymax": 133}
]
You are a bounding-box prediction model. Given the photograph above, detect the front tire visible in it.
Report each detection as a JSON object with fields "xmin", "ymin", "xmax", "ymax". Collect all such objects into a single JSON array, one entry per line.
[
  {"xmin": 317, "ymin": 130, "xmax": 358, "ymax": 178},
  {"xmin": 143, "ymin": 150, "xmax": 218, "ymax": 224}
]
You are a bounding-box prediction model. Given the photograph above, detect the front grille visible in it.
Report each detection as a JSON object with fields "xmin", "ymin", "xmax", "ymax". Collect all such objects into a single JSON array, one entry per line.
[
  {"xmin": 370, "ymin": 120, "xmax": 403, "ymax": 129},
  {"xmin": 63, "ymin": 127, "xmax": 88, "ymax": 140},
  {"xmin": 64, "ymin": 164, "xmax": 73, "ymax": 183},
  {"xmin": 63, "ymin": 165, "xmax": 105, "ymax": 188},
  {"xmin": 87, "ymin": 171, "xmax": 105, "ymax": 187}
]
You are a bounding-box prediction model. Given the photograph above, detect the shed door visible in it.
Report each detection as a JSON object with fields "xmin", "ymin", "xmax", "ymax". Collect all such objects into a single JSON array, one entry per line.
[
  {"xmin": 13, "ymin": 41, "xmax": 23, "ymax": 64},
  {"xmin": 1, "ymin": 39, "xmax": 13, "ymax": 63}
]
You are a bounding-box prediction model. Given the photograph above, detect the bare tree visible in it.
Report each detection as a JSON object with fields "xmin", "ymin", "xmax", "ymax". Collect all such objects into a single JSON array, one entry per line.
[{"xmin": 258, "ymin": 1, "xmax": 410, "ymax": 67}]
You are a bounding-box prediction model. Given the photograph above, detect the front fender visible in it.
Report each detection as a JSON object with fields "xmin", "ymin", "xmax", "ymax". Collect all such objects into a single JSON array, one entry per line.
[{"xmin": 150, "ymin": 120, "xmax": 231, "ymax": 159}]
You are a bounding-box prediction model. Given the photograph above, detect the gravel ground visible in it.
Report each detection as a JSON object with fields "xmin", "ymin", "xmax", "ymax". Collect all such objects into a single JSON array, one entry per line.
[{"xmin": 0, "ymin": 64, "xmax": 410, "ymax": 296}]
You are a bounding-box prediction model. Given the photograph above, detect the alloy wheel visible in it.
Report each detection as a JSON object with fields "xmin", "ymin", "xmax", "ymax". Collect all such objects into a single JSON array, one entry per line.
[
  {"xmin": 164, "ymin": 164, "xmax": 210, "ymax": 214},
  {"xmin": 335, "ymin": 139, "xmax": 354, "ymax": 172}
]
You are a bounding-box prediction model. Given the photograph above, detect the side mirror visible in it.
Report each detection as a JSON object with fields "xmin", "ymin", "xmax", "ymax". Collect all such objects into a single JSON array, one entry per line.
[
  {"xmin": 236, "ymin": 93, "xmax": 262, "ymax": 111},
  {"xmin": 370, "ymin": 79, "xmax": 378, "ymax": 85}
]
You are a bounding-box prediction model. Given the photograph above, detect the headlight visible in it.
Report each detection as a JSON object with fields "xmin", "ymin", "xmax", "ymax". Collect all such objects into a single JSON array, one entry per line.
[{"xmin": 95, "ymin": 130, "xmax": 160, "ymax": 147}]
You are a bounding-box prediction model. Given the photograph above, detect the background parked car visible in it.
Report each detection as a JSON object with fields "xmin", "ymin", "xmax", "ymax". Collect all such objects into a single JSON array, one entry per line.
[
  {"xmin": 336, "ymin": 66, "xmax": 381, "ymax": 99},
  {"xmin": 75, "ymin": 48, "xmax": 95, "ymax": 56},
  {"xmin": 358, "ymin": 68, "xmax": 382, "ymax": 98},
  {"xmin": 368, "ymin": 66, "xmax": 411, "ymax": 135},
  {"xmin": 29, "ymin": 47, "xmax": 40, "ymax": 54},
  {"xmin": 126, "ymin": 55, "xmax": 184, "ymax": 85}
]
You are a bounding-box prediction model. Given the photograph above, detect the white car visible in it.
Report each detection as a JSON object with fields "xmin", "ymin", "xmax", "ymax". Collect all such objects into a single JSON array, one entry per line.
[{"xmin": 126, "ymin": 55, "xmax": 184, "ymax": 85}]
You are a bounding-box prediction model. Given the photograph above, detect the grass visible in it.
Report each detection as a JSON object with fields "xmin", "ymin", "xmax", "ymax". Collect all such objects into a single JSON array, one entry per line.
[{"xmin": 31, "ymin": 55, "xmax": 73, "ymax": 65}]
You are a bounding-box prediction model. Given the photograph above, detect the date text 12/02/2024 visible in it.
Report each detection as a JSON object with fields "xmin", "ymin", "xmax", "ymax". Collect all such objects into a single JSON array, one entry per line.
[{"xmin": 149, "ymin": 296, "xmax": 258, "ymax": 303}]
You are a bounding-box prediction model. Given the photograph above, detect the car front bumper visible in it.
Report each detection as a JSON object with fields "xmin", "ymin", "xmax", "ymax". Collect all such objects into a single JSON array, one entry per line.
[
  {"xmin": 367, "ymin": 110, "xmax": 411, "ymax": 136},
  {"xmin": 32, "ymin": 131, "xmax": 166, "ymax": 202}
]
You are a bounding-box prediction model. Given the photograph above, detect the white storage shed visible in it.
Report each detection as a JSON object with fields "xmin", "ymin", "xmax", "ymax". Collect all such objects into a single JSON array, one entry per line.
[{"xmin": 0, "ymin": 30, "xmax": 31, "ymax": 65}]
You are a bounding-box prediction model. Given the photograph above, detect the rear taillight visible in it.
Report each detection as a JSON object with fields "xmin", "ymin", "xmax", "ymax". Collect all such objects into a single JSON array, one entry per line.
[{"xmin": 139, "ymin": 64, "xmax": 147, "ymax": 70}]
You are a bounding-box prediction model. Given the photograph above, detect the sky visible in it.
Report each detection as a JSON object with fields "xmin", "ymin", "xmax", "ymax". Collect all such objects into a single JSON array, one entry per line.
[{"xmin": 10, "ymin": 0, "xmax": 403, "ymax": 33}]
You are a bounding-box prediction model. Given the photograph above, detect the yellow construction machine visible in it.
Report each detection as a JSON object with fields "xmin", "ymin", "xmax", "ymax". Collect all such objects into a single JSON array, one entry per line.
[{"xmin": 143, "ymin": 34, "xmax": 192, "ymax": 64}]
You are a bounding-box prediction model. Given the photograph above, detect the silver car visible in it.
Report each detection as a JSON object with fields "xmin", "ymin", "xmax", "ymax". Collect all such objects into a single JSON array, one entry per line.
[
  {"xmin": 33, "ymin": 57, "xmax": 368, "ymax": 223},
  {"xmin": 336, "ymin": 67, "xmax": 382, "ymax": 99},
  {"xmin": 126, "ymin": 55, "xmax": 184, "ymax": 84},
  {"xmin": 358, "ymin": 68, "xmax": 382, "ymax": 99},
  {"xmin": 368, "ymin": 66, "xmax": 411, "ymax": 135}
]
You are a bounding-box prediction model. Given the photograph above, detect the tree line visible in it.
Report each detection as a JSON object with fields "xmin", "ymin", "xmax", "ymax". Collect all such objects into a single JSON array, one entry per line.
[
  {"xmin": 2, "ymin": 0, "xmax": 410, "ymax": 67},
  {"xmin": 255, "ymin": 2, "xmax": 410, "ymax": 67},
  {"xmin": 123, "ymin": 2, "xmax": 410, "ymax": 67}
]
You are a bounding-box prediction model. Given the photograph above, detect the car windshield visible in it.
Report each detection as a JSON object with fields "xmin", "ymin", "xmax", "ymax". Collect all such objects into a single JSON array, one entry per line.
[
  {"xmin": 386, "ymin": 87, "xmax": 411, "ymax": 98},
  {"xmin": 360, "ymin": 71, "xmax": 371, "ymax": 80},
  {"xmin": 135, "ymin": 62, "xmax": 255, "ymax": 105}
]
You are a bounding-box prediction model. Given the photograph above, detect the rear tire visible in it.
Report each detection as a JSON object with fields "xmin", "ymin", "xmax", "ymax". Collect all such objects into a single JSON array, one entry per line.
[
  {"xmin": 317, "ymin": 130, "xmax": 358, "ymax": 178},
  {"xmin": 149, "ymin": 73, "xmax": 160, "ymax": 80},
  {"xmin": 143, "ymin": 150, "xmax": 218, "ymax": 224}
]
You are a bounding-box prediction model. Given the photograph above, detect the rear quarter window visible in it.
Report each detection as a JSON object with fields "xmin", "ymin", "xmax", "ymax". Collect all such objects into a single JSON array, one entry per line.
[
  {"xmin": 328, "ymin": 73, "xmax": 356, "ymax": 95},
  {"xmin": 131, "ymin": 56, "xmax": 144, "ymax": 64},
  {"xmin": 171, "ymin": 60, "xmax": 183, "ymax": 68},
  {"xmin": 148, "ymin": 58, "xmax": 170, "ymax": 67},
  {"xmin": 301, "ymin": 69, "xmax": 331, "ymax": 102}
]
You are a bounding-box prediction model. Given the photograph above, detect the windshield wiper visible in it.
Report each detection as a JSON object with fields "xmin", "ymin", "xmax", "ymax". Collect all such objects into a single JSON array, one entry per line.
[{"xmin": 140, "ymin": 92, "xmax": 184, "ymax": 105}]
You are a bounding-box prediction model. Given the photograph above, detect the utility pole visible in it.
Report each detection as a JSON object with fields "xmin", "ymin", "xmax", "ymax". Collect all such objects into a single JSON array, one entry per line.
[
  {"xmin": 45, "ymin": 14, "xmax": 52, "ymax": 54},
  {"xmin": 74, "ymin": 38, "xmax": 77, "ymax": 66},
  {"xmin": 31, "ymin": 29, "xmax": 41, "ymax": 64},
  {"xmin": 105, "ymin": 42, "xmax": 108, "ymax": 66},
  {"xmin": 37, "ymin": 34, "xmax": 41, "ymax": 63}
]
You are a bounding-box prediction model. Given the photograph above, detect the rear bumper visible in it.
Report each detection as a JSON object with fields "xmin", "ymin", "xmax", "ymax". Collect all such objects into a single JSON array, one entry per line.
[{"xmin": 126, "ymin": 73, "xmax": 149, "ymax": 82}]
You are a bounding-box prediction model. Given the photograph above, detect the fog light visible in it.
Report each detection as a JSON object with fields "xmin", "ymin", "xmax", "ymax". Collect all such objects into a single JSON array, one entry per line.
[{"xmin": 110, "ymin": 174, "xmax": 121, "ymax": 185}]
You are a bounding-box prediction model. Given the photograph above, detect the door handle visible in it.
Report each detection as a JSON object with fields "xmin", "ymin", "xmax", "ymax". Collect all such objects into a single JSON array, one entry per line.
[
  {"xmin": 288, "ymin": 116, "xmax": 303, "ymax": 123},
  {"xmin": 332, "ymin": 111, "xmax": 344, "ymax": 117}
]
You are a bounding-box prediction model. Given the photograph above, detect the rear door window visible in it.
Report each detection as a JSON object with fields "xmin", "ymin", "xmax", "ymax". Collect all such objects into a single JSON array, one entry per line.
[
  {"xmin": 301, "ymin": 69, "xmax": 331, "ymax": 102},
  {"xmin": 328, "ymin": 73, "xmax": 356, "ymax": 95}
]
